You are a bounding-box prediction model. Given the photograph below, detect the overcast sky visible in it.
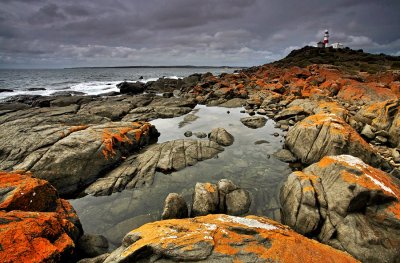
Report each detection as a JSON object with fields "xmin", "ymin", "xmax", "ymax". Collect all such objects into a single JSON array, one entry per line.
[{"xmin": 0, "ymin": 0, "xmax": 399, "ymax": 68}]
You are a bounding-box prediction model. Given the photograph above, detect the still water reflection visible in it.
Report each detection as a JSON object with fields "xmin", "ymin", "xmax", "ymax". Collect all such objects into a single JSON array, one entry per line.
[{"xmin": 70, "ymin": 105, "xmax": 292, "ymax": 248}]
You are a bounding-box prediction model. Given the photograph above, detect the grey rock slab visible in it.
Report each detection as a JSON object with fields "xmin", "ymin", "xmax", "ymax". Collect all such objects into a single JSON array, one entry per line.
[
  {"xmin": 209, "ymin": 127, "xmax": 234, "ymax": 146},
  {"xmin": 191, "ymin": 182, "xmax": 219, "ymax": 217},
  {"xmin": 273, "ymin": 149, "xmax": 297, "ymax": 162},
  {"xmin": 285, "ymin": 113, "xmax": 382, "ymax": 167},
  {"xmin": 361, "ymin": 124, "xmax": 375, "ymax": 139},
  {"xmin": 240, "ymin": 116, "xmax": 267, "ymax": 129},
  {"xmin": 280, "ymin": 155, "xmax": 400, "ymax": 262},
  {"xmin": 161, "ymin": 193, "xmax": 188, "ymax": 220},
  {"xmin": 85, "ymin": 140, "xmax": 224, "ymax": 196},
  {"xmin": 225, "ymin": 189, "xmax": 251, "ymax": 216},
  {"xmin": 77, "ymin": 234, "xmax": 109, "ymax": 258}
]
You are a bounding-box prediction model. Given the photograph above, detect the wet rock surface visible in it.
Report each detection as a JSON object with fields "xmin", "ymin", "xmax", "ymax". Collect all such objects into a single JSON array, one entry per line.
[
  {"xmin": 0, "ymin": 171, "xmax": 82, "ymax": 263},
  {"xmin": 240, "ymin": 115, "xmax": 267, "ymax": 128},
  {"xmin": 85, "ymin": 139, "xmax": 224, "ymax": 196},
  {"xmin": 77, "ymin": 234, "xmax": 109, "ymax": 259},
  {"xmin": 103, "ymin": 214, "xmax": 358, "ymax": 263},
  {"xmin": 280, "ymin": 155, "xmax": 400, "ymax": 262},
  {"xmin": 208, "ymin": 127, "xmax": 234, "ymax": 146},
  {"xmin": 2, "ymin": 48, "xmax": 400, "ymax": 262},
  {"xmin": 2, "ymin": 119, "xmax": 158, "ymax": 196},
  {"xmin": 161, "ymin": 193, "xmax": 188, "ymax": 220},
  {"xmin": 191, "ymin": 179, "xmax": 251, "ymax": 217}
]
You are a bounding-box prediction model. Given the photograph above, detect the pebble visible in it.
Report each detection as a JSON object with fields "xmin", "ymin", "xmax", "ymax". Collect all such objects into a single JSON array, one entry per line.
[
  {"xmin": 184, "ymin": 131, "xmax": 193, "ymax": 137},
  {"xmin": 273, "ymin": 132, "xmax": 279, "ymax": 137}
]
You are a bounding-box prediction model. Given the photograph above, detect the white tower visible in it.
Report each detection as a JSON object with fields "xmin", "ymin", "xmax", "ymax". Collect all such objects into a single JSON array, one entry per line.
[{"xmin": 323, "ymin": 30, "xmax": 329, "ymax": 47}]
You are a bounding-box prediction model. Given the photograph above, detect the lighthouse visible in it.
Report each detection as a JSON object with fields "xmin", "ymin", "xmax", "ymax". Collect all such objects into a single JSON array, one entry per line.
[{"xmin": 323, "ymin": 30, "xmax": 329, "ymax": 47}]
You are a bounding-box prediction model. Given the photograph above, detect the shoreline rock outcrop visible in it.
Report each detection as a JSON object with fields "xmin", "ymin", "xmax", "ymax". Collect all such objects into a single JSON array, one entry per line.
[
  {"xmin": 0, "ymin": 171, "xmax": 82, "ymax": 262},
  {"xmin": 280, "ymin": 155, "xmax": 400, "ymax": 262},
  {"xmin": 102, "ymin": 214, "xmax": 358, "ymax": 262},
  {"xmin": 285, "ymin": 113, "xmax": 382, "ymax": 167}
]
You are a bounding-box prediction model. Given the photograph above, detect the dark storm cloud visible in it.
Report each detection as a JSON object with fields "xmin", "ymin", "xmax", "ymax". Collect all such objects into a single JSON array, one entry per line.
[{"xmin": 0, "ymin": 0, "xmax": 399, "ymax": 68}]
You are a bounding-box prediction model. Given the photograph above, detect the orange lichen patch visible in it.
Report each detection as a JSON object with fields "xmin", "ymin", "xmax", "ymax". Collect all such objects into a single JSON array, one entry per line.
[
  {"xmin": 118, "ymin": 214, "xmax": 358, "ymax": 262},
  {"xmin": 390, "ymin": 82, "xmax": 400, "ymax": 97},
  {"xmin": 101, "ymin": 122, "xmax": 151, "ymax": 159},
  {"xmin": 298, "ymin": 114, "xmax": 371, "ymax": 148},
  {"xmin": 293, "ymin": 171, "xmax": 319, "ymax": 185},
  {"xmin": 204, "ymin": 183, "xmax": 216, "ymax": 193},
  {"xmin": 314, "ymin": 102, "xmax": 348, "ymax": 118},
  {"xmin": 338, "ymin": 83, "xmax": 397, "ymax": 103},
  {"xmin": 69, "ymin": 125, "xmax": 89, "ymax": 133},
  {"xmin": 0, "ymin": 171, "xmax": 58, "ymax": 212},
  {"xmin": 0, "ymin": 210, "xmax": 75, "ymax": 263}
]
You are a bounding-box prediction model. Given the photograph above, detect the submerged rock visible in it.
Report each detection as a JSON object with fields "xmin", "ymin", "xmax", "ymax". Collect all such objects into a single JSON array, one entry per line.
[
  {"xmin": 273, "ymin": 149, "xmax": 297, "ymax": 162},
  {"xmin": 240, "ymin": 116, "xmax": 267, "ymax": 129},
  {"xmin": 209, "ymin": 127, "xmax": 234, "ymax": 146},
  {"xmin": 0, "ymin": 171, "xmax": 82, "ymax": 262},
  {"xmin": 85, "ymin": 139, "xmax": 224, "ymax": 196},
  {"xmin": 77, "ymin": 234, "xmax": 109, "ymax": 258},
  {"xmin": 103, "ymin": 214, "xmax": 358, "ymax": 263},
  {"xmin": 280, "ymin": 155, "xmax": 400, "ymax": 262}
]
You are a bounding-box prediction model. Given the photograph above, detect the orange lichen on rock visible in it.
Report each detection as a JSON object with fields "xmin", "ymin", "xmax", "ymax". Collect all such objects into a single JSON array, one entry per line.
[
  {"xmin": 0, "ymin": 211, "xmax": 75, "ymax": 263},
  {"xmin": 0, "ymin": 171, "xmax": 58, "ymax": 212},
  {"xmin": 338, "ymin": 83, "xmax": 397, "ymax": 103},
  {"xmin": 0, "ymin": 171, "xmax": 82, "ymax": 263},
  {"xmin": 204, "ymin": 182, "xmax": 216, "ymax": 193},
  {"xmin": 108, "ymin": 214, "xmax": 358, "ymax": 263},
  {"xmin": 317, "ymin": 155, "xmax": 400, "ymax": 219},
  {"xmin": 69, "ymin": 125, "xmax": 89, "ymax": 133},
  {"xmin": 101, "ymin": 122, "xmax": 151, "ymax": 159}
]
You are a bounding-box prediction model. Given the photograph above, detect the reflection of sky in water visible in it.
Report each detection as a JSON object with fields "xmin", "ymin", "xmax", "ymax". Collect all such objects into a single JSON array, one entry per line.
[{"xmin": 70, "ymin": 105, "xmax": 291, "ymax": 248}]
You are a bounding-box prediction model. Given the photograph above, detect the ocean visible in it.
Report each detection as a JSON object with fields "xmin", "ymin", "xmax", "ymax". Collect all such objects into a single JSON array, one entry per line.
[{"xmin": 0, "ymin": 67, "xmax": 239, "ymax": 101}]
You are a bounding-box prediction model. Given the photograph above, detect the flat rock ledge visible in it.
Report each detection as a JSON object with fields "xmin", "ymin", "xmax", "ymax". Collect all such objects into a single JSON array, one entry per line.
[
  {"xmin": 0, "ymin": 171, "xmax": 82, "ymax": 263},
  {"xmin": 280, "ymin": 155, "xmax": 400, "ymax": 263},
  {"xmin": 85, "ymin": 139, "xmax": 224, "ymax": 196},
  {"xmin": 9, "ymin": 121, "xmax": 159, "ymax": 196},
  {"xmin": 102, "ymin": 214, "xmax": 358, "ymax": 263}
]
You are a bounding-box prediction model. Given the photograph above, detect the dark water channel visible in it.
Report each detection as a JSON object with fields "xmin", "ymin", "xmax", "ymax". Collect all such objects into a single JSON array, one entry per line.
[{"xmin": 70, "ymin": 105, "xmax": 292, "ymax": 248}]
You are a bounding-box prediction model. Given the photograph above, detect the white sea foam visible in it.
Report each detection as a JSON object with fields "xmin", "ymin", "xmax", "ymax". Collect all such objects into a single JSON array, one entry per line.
[{"xmin": 0, "ymin": 75, "xmax": 183, "ymax": 101}]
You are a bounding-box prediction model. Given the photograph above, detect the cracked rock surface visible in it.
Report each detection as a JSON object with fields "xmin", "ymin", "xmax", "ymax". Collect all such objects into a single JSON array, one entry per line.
[
  {"xmin": 0, "ymin": 105, "xmax": 159, "ymax": 196},
  {"xmin": 280, "ymin": 155, "xmax": 400, "ymax": 263},
  {"xmin": 285, "ymin": 113, "xmax": 382, "ymax": 167},
  {"xmin": 103, "ymin": 214, "xmax": 358, "ymax": 263},
  {"xmin": 85, "ymin": 139, "xmax": 224, "ymax": 196}
]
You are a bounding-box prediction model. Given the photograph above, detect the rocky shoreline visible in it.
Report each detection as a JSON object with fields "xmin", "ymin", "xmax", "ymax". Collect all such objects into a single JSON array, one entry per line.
[{"xmin": 1, "ymin": 47, "xmax": 400, "ymax": 262}]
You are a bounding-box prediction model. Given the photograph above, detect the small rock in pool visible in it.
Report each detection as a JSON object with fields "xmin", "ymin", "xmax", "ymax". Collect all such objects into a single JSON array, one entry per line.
[
  {"xmin": 209, "ymin": 127, "xmax": 234, "ymax": 146},
  {"xmin": 273, "ymin": 132, "xmax": 279, "ymax": 137},
  {"xmin": 184, "ymin": 131, "xmax": 192, "ymax": 137},
  {"xmin": 254, "ymin": 140, "xmax": 269, "ymax": 145},
  {"xmin": 161, "ymin": 193, "xmax": 188, "ymax": 220},
  {"xmin": 240, "ymin": 110, "xmax": 245, "ymax": 113},
  {"xmin": 273, "ymin": 149, "xmax": 297, "ymax": 162},
  {"xmin": 194, "ymin": 132, "xmax": 207, "ymax": 138},
  {"xmin": 240, "ymin": 116, "xmax": 267, "ymax": 129}
]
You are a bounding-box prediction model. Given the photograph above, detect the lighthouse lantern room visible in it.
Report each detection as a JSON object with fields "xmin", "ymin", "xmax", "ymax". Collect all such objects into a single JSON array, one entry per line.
[{"xmin": 323, "ymin": 30, "xmax": 329, "ymax": 47}]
